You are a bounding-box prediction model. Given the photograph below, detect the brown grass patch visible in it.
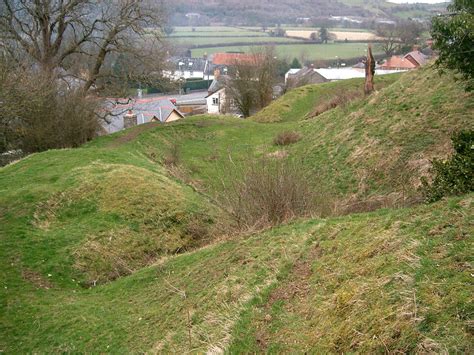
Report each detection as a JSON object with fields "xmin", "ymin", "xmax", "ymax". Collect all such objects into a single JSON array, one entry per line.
[
  {"xmin": 22, "ymin": 269, "xmax": 54, "ymax": 289},
  {"xmin": 273, "ymin": 131, "xmax": 302, "ymax": 146},
  {"xmin": 307, "ymin": 90, "xmax": 361, "ymax": 118}
]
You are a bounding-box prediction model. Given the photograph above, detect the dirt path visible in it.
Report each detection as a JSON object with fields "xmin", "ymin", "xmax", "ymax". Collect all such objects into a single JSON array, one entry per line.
[{"xmin": 255, "ymin": 244, "xmax": 322, "ymax": 351}]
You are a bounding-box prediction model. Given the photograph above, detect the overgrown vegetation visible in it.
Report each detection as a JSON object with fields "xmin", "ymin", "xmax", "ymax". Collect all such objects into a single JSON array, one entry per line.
[
  {"xmin": 422, "ymin": 130, "xmax": 474, "ymax": 202},
  {"xmin": 0, "ymin": 63, "xmax": 99, "ymax": 154},
  {"xmin": 219, "ymin": 157, "xmax": 316, "ymax": 230}
]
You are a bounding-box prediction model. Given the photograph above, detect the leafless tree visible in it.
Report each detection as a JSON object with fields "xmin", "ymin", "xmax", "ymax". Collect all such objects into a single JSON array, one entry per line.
[
  {"xmin": 376, "ymin": 24, "xmax": 400, "ymax": 56},
  {"xmin": 225, "ymin": 47, "xmax": 277, "ymax": 117},
  {"xmin": 376, "ymin": 20, "xmax": 423, "ymax": 57},
  {"xmin": 0, "ymin": 0, "xmax": 168, "ymax": 96}
]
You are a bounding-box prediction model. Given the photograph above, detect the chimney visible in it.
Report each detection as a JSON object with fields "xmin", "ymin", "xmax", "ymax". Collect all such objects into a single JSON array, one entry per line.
[
  {"xmin": 214, "ymin": 68, "xmax": 221, "ymax": 78},
  {"xmin": 123, "ymin": 110, "xmax": 137, "ymax": 129}
]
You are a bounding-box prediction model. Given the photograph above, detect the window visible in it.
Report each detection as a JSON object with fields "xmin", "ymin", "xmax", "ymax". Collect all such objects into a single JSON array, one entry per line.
[{"xmin": 212, "ymin": 97, "xmax": 219, "ymax": 105}]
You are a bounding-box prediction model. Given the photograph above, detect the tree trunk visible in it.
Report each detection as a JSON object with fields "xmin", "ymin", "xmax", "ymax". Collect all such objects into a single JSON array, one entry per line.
[{"xmin": 365, "ymin": 45, "xmax": 375, "ymax": 95}]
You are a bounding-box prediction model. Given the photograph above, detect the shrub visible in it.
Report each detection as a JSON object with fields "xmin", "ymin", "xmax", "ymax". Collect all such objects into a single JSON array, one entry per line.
[
  {"xmin": 219, "ymin": 157, "xmax": 316, "ymax": 230},
  {"xmin": 422, "ymin": 130, "xmax": 474, "ymax": 202},
  {"xmin": 163, "ymin": 142, "xmax": 181, "ymax": 166},
  {"xmin": 273, "ymin": 131, "xmax": 302, "ymax": 146},
  {"xmin": 0, "ymin": 62, "xmax": 99, "ymax": 154}
]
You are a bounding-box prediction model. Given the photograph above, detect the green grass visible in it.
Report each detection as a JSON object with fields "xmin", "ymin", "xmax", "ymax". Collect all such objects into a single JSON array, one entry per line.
[
  {"xmin": 173, "ymin": 36, "xmax": 304, "ymax": 46},
  {"xmin": 170, "ymin": 26, "xmax": 262, "ymax": 37},
  {"xmin": 229, "ymin": 195, "xmax": 473, "ymax": 353},
  {"xmin": 191, "ymin": 42, "xmax": 382, "ymax": 61},
  {"xmin": 1, "ymin": 66, "xmax": 473, "ymax": 352}
]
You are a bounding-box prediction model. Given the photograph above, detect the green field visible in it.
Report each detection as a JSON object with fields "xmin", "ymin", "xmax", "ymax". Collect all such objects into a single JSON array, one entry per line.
[
  {"xmin": 170, "ymin": 26, "xmax": 262, "ymax": 37},
  {"xmin": 1, "ymin": 67, "xmax": 473, "ymax": 352},
  {"xmin": 173, "ymin": 36, "xmax": 304, "ymax": 46},
  {"xmin": 192, "ymin": 42, "xmax": 381, "ymax": 60}
]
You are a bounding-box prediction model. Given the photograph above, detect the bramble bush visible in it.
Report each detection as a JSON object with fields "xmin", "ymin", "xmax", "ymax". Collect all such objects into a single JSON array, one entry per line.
[{"xmin": 422, "ymin": 130, "xmax": 473, "ymax": 202}]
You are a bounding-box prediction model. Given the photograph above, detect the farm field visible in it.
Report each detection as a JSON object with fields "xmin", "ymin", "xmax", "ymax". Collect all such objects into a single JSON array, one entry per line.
[
  {"xmin": 169, "ymin": 26, "xmax": 262, "ymax": 37},
  {"xmin": 192, "ymin": 42, "xmax": 382, "ymax": 61},
  {"xmin": 173, "ymin": 36, "xmax": 304, "ymax": 46}
]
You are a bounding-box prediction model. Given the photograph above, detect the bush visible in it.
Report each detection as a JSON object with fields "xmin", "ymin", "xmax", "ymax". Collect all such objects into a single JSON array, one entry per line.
[
  {"xmin": 422, "ymin": 130, "xmax": 474, "ymax": 202},
  {"xmin": 273, "ymin": 131, "xmax": 302, "ymax": 146},
  {"xmin": 163, "ymin": 142, "xmax": 181, "ymax": 166},
  {"xmin": 0, "ymin": 64, "xmax": 99, "ymax": 153},
  {"xmin": 219, "ymin": 157, "xmax": 316, "ymax": 230}
]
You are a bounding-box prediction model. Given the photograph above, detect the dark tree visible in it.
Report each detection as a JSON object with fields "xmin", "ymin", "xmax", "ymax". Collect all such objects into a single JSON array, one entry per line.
[
  {"xmin": 319, "ymin": 27, "xmax": 330, "ymax": 43},
  {"xmin": 364, "ymin": 45, "xmax": 375, "ymax": 95},
  {"xmin": 290, "ymin": 58, "xmax": 302, "ymax": 69},
  {"xmin": 431, "ymin": 0, "xmax": 474, "ymax": 90}
]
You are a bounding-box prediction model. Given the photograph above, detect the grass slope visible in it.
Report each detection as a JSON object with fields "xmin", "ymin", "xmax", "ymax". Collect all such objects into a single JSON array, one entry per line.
[
  {"xmin": 1, "ymin": 193, "xmax": 472, "ymax": 352},
  {"xmin": 230, "ymin": 195, "xmax": 473, "ymax": 353}
]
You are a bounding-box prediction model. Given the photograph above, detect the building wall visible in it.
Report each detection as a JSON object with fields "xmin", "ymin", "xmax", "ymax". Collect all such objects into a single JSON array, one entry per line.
[
  {"xmin": 166, "ymin": 111, "xmax": 183, "ymax": 123},
  {"xmin": 206, "ymin": 89, "xmax": 225, "ymax": 114}
]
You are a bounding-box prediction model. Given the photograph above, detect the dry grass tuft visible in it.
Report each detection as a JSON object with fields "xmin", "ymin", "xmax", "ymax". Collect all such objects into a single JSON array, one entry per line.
[
  {"xmin": 307, "ymin": 89, "xmax": 361, "ymax": 118},
  {"xmin": 273, "ymin": 131, "xmax": 302, "ymax": 146}
]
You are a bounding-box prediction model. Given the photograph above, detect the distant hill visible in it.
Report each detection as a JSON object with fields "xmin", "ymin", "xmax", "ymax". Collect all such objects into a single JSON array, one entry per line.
[{"xmin": 164, "ymin": 0, "xmax": 446, "ymax": 25}]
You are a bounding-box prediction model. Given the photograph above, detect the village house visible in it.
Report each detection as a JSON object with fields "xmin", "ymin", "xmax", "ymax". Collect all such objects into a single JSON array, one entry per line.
[
  {"xmin": 286, "ymin": 67, "xmax": 327, "ymax": 89},
  {"xmin": 205, "ymin": 73, "xmax": 238, "ymax": 115},
  {"xmin": 104, "ymin": 97, "xmax": 184, "ymax": 134},
  {"xmin": 164, "ymin": 57, "xmax": 214, "ymax": 81},
  {"xmin": 379, "ymin": 50, "xmax": 428, "ymax": 70}
]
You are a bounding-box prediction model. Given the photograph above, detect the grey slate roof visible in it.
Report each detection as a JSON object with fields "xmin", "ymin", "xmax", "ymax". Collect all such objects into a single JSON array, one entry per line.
[{"xmin": 104, "ymin": 98, "xmax": 184, "ymax": 133}]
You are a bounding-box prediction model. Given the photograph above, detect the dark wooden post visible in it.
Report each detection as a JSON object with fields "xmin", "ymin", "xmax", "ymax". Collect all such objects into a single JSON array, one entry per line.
[{"xmin": 365, "ymin": 44, "xmax": 375, "ymax": 95}]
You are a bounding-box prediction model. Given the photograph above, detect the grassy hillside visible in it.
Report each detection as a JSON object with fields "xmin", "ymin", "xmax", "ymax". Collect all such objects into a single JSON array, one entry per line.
[
  {"xmin": 93, "ymin": 67, "xmax": 471, "ymax": 210},
  {"xmin": 1, "ymin": 66, "xmax": 472, "ymax": 352},
  {"xmin": 1, "ymin": 193, "xmax": 472, "ymax": 352}
]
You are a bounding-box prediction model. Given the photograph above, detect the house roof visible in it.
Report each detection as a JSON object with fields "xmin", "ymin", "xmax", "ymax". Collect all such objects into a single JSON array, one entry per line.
[
  {"xmin": 206, "ymin": 75, "xmax": 231, "ymax": 97},
  {"xmin": 404, "ymin": 50, "xmax": 428, "ymax": 66},
  {"xmin": 105, "ymin": 97, "xmax": 184, "ymax": 133},
  {"xmin": 379, "ymin": 56, "xmax": 418, "ymax": 70},
  {"xmin": 314, "ymin": 68, "xmax": 366, "ymax": 80},
  {"xmin": 211, "ymin": 52, "xmax": 258, "ymax": 66}
]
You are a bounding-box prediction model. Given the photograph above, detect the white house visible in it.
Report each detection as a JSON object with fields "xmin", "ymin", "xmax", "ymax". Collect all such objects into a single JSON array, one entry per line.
[
  {"xmin": 205, "ymin": 75, "xmax": 240, "ymax": 115},
  {"xmin": 206, "ymin": 87, "xmax": 227, "ymax": 114}
]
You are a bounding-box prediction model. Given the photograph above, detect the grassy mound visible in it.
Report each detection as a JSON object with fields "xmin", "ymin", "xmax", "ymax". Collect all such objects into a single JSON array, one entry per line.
[
  {"xmin": 92, "ymin": 67, "xmax": 473, "ymax": 212},
  {"xmin": 252, "ymin": 74, "xmax": 400, "ymax": 123},
  {"xmin": 1, "ymin": 66, "xmax": 473, "ymax": 352},
  {"xmin": 0, "ymin": 144, "xmax": 223, "ymax": 286}
]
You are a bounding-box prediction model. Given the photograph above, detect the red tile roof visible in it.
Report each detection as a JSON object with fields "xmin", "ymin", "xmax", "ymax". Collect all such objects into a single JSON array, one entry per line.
[
  {"xmin": 212, "ymin": 52, "xmax": 259, "ymax": 66},
  {"xmin": 379, "ymin": 56, "xmax": 418, "ymax": 70}
]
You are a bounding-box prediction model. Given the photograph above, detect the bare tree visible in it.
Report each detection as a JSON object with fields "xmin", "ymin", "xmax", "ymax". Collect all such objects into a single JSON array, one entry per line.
[
  {"xmin": 0, "ymin": 56, "xmax": 99, "ymax": 153},
  {"xmin": 0, "ymin": 0, "xmax": 168, "ymax": 96},
  {"xmin": 376, "ymin": 24, "xmax": 400, "ymax": 56},
  {"xmin": 225, "ymin": 47, "xmax": 277, "ymax": 117},
  {"xmin": 376, "ymin": 20, "xmax": 423, "ymax": 57}
]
